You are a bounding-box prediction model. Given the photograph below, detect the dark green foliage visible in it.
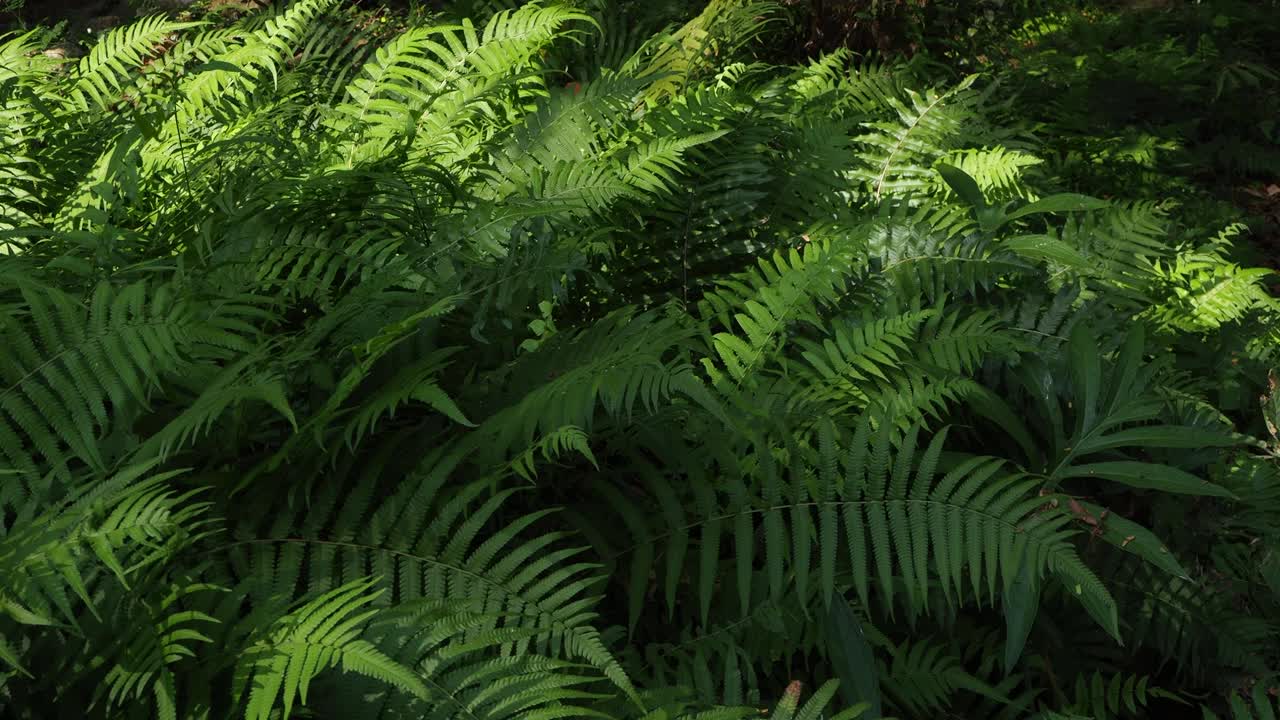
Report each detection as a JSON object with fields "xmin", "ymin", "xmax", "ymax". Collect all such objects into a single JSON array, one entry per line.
[{"xmin": 1, "ymin": 1, "xmax": 1279, "ymax": 719}]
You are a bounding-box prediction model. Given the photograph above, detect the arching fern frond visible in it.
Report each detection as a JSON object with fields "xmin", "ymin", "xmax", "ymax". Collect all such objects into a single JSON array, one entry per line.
[
  {"xmin": 0, "ymin": 280, "xmax": 254, "ymax": 478},
  {"xmin": 699, "ymin": 233, "xmax": 874, "ymax": 386},
  {"xmin": 854, "ymin": 75, "xmax": 980, "ymax": 201},
  {"xmin": 596, "ymin": 418, "xmax": 1095, "ymax": 632},
  {"xmin": 66, "ymin": 15, "xmax": 199, "ymax": 113},
  {"xmin": 227, "ymin": 450, "xmax": 638, "ymax": 705},
  {"xmin": 235, "ymin": 578, "xmax": 429, "ymax": 720}
]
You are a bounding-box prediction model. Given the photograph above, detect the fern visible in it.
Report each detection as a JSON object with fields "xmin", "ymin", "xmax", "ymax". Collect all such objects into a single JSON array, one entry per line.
[
  {"xmin": 236, "ymin": 578, "xmax": 429, "ymax": 720},
  {"xmin": 854, "ymin": 75, "xmax": 980, "ymax": 201},
  {"xmin": 1203, "ymin": 686, "xmax": 1280, "ymax": 720},
  {"xmin": 0, "ymin": 280, "xmax": 255, "ymax": 479},
  {"xmin": 66, "ymin": 15, "xmax": 200, "ymax": 113},
  {"xmin": 3, "ymin": 2, "xmax": 1279, "ymax": 717}
]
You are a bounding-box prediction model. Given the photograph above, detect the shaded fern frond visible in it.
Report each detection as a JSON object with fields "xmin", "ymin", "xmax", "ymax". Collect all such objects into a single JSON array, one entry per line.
[
  {"xmin": 598, "ymin": 418, "xmax": 1095, "ymax": 632},
  {"xmin": 0, "ymin": 280, "xmax": 253, "ymax": 478},
  {"xmin": 1063, "ymin": 671, "xmax": 1184, "ymax": 720},
  {"xmin": 229, "ymin": 451, "xmax": 637, "ymax": 704}
]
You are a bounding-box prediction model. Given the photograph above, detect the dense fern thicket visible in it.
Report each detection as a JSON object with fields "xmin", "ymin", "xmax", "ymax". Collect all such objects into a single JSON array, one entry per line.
[{"xmin": 2, "ymin": 0, "xmax": 1280, "ymax": 718}]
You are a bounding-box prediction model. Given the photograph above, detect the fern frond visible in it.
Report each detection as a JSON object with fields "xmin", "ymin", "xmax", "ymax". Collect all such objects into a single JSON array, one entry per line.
[
  {"xmin": 67, "ymin": 16, "xmax": 200, "ymax": 113},
  {"xmin": 869, "ymin": 219, "xmax": 1031, "ymax": 302},
  {"xmin": 700, "ymin": 233, "xmax": 872, "ymax": 385},
  {"xmin": 934, "ymin": 147, "xmax": 1043, "ymax": 203},
  {"xmin": 477, "ymin": 307, "xmax": 697, "ymax": 460},
  {"xmin": 229, "ymin": 453, "xmax": 638, "ymax": 705},
  {"xmin": 879, "ymin": 637, "xmax": 1008, "ymax": 717},
  {"xmin": 236, "ymin": 578, "xmax": 429, "ymax": 720},
  {"xmin": 0, "ymin": 280, "xmax": 238, "ymax": 477},
  {"xmin": 0, "ymin": 462, "xmax": 206, "ymax": 664},
  {"xmin": 1064, "ymin": 671, "xmax": 1184, "ymax": 720},
  {"xmin": 99, "ymin": 580, "xmax": 223, "ymax": 720},
  {"xmin": 637, "ymin": 0, "xmax": 777, "ymax": 102},
  {"xmin": 602, "ymin": 418, "xmax": 1091, "ymax": 628},
  {"xmin": 854, "ymin": 75, "xmax": 980, "ymax": 201}
]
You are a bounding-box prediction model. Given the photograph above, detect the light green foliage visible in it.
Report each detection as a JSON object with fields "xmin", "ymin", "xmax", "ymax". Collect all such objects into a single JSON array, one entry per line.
[{"xmin": 0, "ymin": 1, "xmax": 1278, "ymax": 719}]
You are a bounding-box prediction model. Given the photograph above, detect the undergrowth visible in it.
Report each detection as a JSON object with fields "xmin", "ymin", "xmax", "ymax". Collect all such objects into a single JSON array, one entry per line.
[{"xmin": 1, "ymin": 0, "xmax": 1279, "ymax": 718}]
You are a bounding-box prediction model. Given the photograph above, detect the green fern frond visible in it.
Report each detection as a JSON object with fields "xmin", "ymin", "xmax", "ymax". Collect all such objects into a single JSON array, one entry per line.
[
  {"xmin": 637, "ymin": 0, "xmax": 777, "ymax": 102},
  {"xmin": 0, "ymin": 280, "xmax": 226, "ymax": 477},
  {"xmin": 604, "ymin": 417, "xmax": 1090, "ymax": 630},
  {"xmin": 477, "ymin": 307, "xmax": 697, "ymax": 459},
  {"xmin": 869, "ymin": 219, "xmax": 1031, "ymax": 302},
  {"xmin": 934, "ymin": 147, "xmax": 1043, "ymax": 203},
  {"xmin": 0, "ymin": 462, "xmax": 206, "ymax": 661},
  {"xmin": 855, "ymin": 75, "xmax": 980, "ymax": 201},
  {"xmin": 1147, "ymin": 225, "xmax": 1277, "ymax": 332},
  {"xmin": 700, "ymin": 233, "xmax": 871, "ymax": 385},
  {"xmin": 67, "ymin": 16, "xmax": 200, "ymax": 113},
  {"xmin": 343, "ymin": 349, "xmax": 472, "ymax": 450},
  {"xmin": 236, "ymin": 578, "xmax": 429, "ymax": 720},
  {"xmin": 229, "ymin": 453, "xmax": 638, "ymax": 705},
  {"xmin": 879, "ymin": 637, "xmax": 1008, "ymax": 717},
  {"xmin": 99, "ymin": 580, "xmax": 223, "ymax": 720},
  {"xmin": 1064, "ymin": 671, "xmax": 1184, "ymax": 720}
]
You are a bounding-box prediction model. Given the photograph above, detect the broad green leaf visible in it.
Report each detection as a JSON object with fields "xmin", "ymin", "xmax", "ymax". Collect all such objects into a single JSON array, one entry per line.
[
  {"xmin": 967, "ymin": 386, "xmax": 1041, "ymax": 467},
  {"xmin": 1068, "ymin": 324, "xmax": 1102, "ymax": 434},
  {"xmin": 936, "ymin": 163, "xmax": 987, "ymax": 211},
  {"xmin": 1003, "ymin": 560, "xmax": 1039, "ymax": 670},
  {"xmin": 1079, "ymin": 425, "xmax": 1241, "ymax": 453},
  {"xmin": 1000, "ymin": 193, "xmax": 1110, "ymax": 226},
  {"xmin": 1078, "ymin": 501, "xmax": 1189, "ymax": 578},
  {"xmin": 1061, "ymin": 462, "xmax": 1234, "ymax": 497},
  {"xmin": 827, "ymin": 598, "xmax": 882, "ymax": 719}
]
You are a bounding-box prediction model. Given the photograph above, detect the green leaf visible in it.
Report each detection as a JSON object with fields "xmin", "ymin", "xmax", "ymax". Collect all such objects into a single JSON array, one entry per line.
[
  {"xmin": 1000, "ymin": 193, "xmax": 1110, "ymax": 227},
  {"xmin": 936, "ymin": 163, "xmax": 987, "ymax": 211},
  {"xmin": 1078, "ymin": 502, "xmax": 1188, "ymax": 578},
  {"xmin": 1078, "ymin": 425, "xmax": 1241, "ymax": 453},
  {"xmin": 1061, "ymin": 462, "xmax": 1235, "ymax": 497},
  {"xmin": 827, "ymin": 597, "xmax": 882, "ymax": 719},
  {"xmin": 1003, "ymin": 559, "xmax": 1039, "ymax": 671},
  {"xmin": 1068, "ymin": 323, "xmax": 1102, "ymax": 435},
  {"xmin": 1005, "ymin": 234, "xmax": 1092, "ymax": 270},
  {"xmin": 967, "ymin": 386, "xmax": 1041, "ymax": 467}
]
